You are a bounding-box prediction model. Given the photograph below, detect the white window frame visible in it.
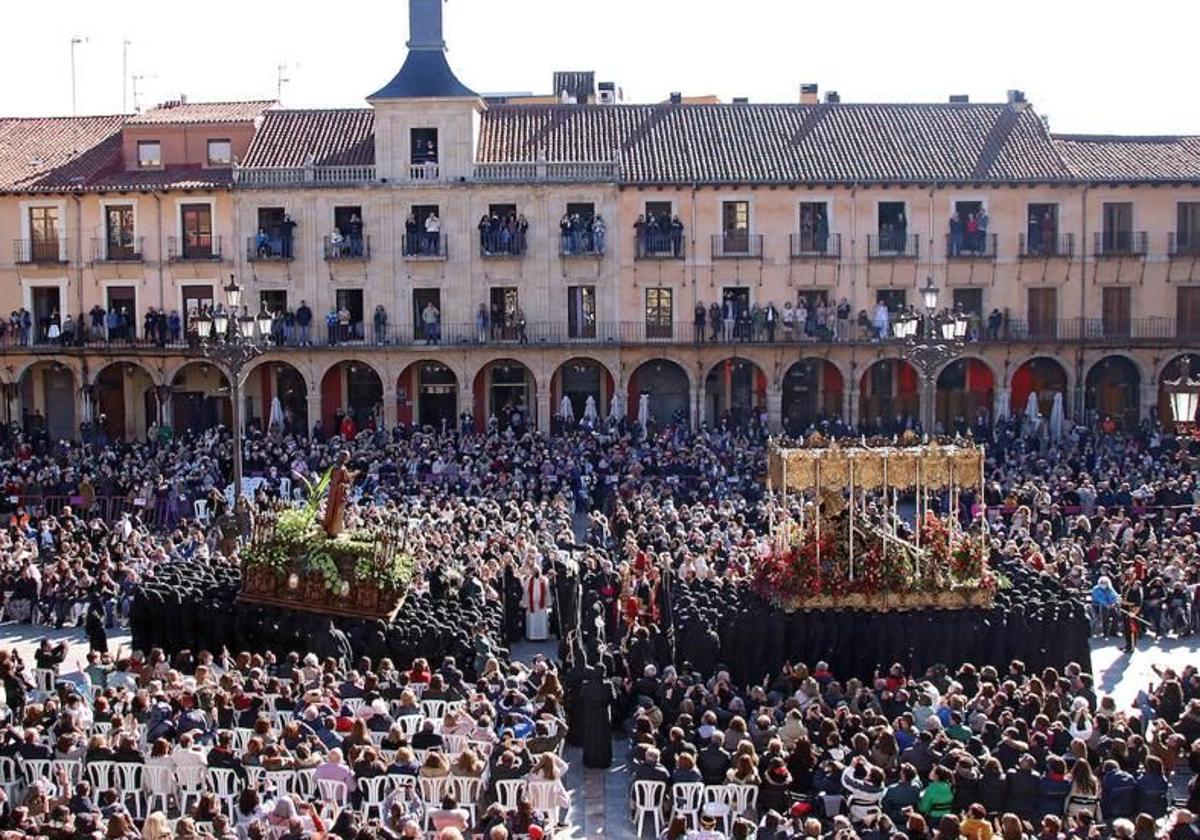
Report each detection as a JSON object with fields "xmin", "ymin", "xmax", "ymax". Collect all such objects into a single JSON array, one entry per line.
[
  {"xmin": 137, "ymin": 140, "xmax": 162, "ymax": 169},
  {"xmin": 19, "ymin": 199, "xmax": 68, "ymax": 262},
  {"xmin": 206, "ymin": 138, "xmax": 233, "ymax": 167},
  {"xmin": 98, "ymin": 199, "xmax": 139, "ymax": 261},
  {"xmin": 98, "ymin": 279, "xmax": 140, "ymax": 326},
  {"xmin": 174, "ymin": 197, "xmax": 218, "ymax": 256}
]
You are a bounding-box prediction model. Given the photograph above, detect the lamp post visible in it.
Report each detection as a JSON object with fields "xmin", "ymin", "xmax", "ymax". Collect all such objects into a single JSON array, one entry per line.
[
  {"xmin": 891, "ymin": 277, "xmax": 968, "ymax": 431},
  {"xmin": 194, "ymin": 274, "xmax": 271, "ymax": 503},
  {"xmin": 1163, "ymin": 357, "xmax": 1200, "ymax": 433}
]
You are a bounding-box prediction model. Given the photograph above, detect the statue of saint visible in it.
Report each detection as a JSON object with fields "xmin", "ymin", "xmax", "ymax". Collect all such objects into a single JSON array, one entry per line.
[{"xmin": 322, "ymin": 451, "xmax": 357, "ymax": 537}]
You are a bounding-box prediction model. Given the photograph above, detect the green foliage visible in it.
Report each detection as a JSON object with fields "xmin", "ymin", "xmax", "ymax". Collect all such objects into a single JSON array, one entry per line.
[
  {"xmin": 243, "ymin": 542, "xmax": 289, "ymax": 571},
  {"xmin": 305, "ymin": 549, "xmax": 344, "ymax": 593},
  {"xmin": 354, "ymin": 551, "xmax": 415, "ymax": 590}
]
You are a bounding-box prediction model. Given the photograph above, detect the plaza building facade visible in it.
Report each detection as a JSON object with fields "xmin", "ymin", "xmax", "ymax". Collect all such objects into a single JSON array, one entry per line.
[{"xmin": 1, "ymin": 0, "xmax": 1200, "ymax": 441}]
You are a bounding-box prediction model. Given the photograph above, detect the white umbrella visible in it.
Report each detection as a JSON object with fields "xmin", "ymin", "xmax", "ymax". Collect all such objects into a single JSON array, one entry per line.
[
  {"xmin": 993, "ymin": 390, "xmax": 1010, "ymax": 423},
  {"xmin": 608, "ymin": 392, "xmax": 625, "ymax": 422},
  {"xmin": 583, "ymin": 395, "xmax": 599, "ymax": 424},
  {"xmin": 638, "ymin": 393, "xmax": 651, "ymax": 428},
  {"xmin": 558, "ymin": 395, "xmax": 575, "ymax": 423},
  {"xmin": 269, "ymin": 396, "xmax": 284, "ymax": 432},
  {"xmin": 1049, "ymin": 392, "xmax": 1064, "ymax": 440},
  {"xmin": 1024, "ymin": 391, "xmax": 1040, "ymax": 424}
]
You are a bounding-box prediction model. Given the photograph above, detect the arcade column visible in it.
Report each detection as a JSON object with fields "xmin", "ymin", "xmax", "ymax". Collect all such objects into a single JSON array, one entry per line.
[
  {"xmin": 766, "ymin": 384, "xmax": 783, "ymax": 433},
  {"xmin": 536, "ymin": 389, "xmax": 552, "ymax": 431},
  {"xmin": 382, "ymin": 384, "xmax": 398, "ymax": 429},
  {"xmin": 306, "ymin": 393, "xmax": 322, "ymax": 437},
  {"xmin": 845, "ymin": 388, "xmax": 858, "ymax": 429}
]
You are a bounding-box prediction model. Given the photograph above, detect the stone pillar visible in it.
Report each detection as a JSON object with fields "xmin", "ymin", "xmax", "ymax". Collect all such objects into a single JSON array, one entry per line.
[
  {"xmin": 766, "ymin": 384, "xmax": 784, "ymax": 433},
  {"xmin": 922, "ymin": 380, "xmax": 937, "ymax": 433},
  {"xmin": 306, "ymin": 393, "xmax": 322, "ymax": 437},
  {"xmin": 846, "ymin": 388, "xmax": 858, "ymax": 428},
  {"xmin": 536, "ymin": 389, "xmax": 552, "ymax": 432},
  {"xmin": 382, "ymin": 384, "xmax": 398, "ymax": 430},
  {"xmin": 1140, "ymin": 383, "xmax": 1158, "ymax": 425},
  {"xmin": 693, "ymin": 381, "xmax": 705, "ymax": 429},
  {"xmin": 994, "ymin": 387, "xmax": 1010, "ymax": 422}
]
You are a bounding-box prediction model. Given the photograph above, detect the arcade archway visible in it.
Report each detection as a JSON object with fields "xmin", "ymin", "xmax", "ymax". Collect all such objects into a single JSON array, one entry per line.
[
  {"xmin": 93, "ymin": 362, "xmax": 157, "ymax": 442},
  {"xmin": 245, "ymin": 361, "xmax": 308, "ymax": 435},
  {"xmin": 398, "ymin": 361, "xmax": 459, "ymax": 431},
  {"xmin": 171, "ymin": 362, "xmax": 230, "ymax": 434},
  {"xmin": 321, "ymin": 361, "xmax": 383, "ymax": 435},
  {"xmin": 1086, "ymin": 355, "xmax": 1141, "ymax": 428},
  {"xmin": 1010, "ymin": 357, "xmax": 1068, "ymax": 420},
  {"xmin": 627, "ymin": 359, "xmax": 690, "ymax": 428},
  {"xmin": 859, "ymin": 359, "xmax": 919, "ymax": 432},
  {"xmin": 552, "ymin": 358, "xmax": 614, "ymax": 430},
  {"xmin": 704, "ymin": 358, "xmax": 767, "ymax": 427},
  {"xmin": 935, "ymin": 358, "xmax": 995, "ymax": 433},
  {"xmin": 782, "ymin": 359, "xmax": 844, "ymax": 435},
  {"xmin": 473, "ymin": 360, "xmax": 536, "ymax": 431},
  {"xmin": 19, "ymin": 361, "xmax": 77, "ymax": 442}
]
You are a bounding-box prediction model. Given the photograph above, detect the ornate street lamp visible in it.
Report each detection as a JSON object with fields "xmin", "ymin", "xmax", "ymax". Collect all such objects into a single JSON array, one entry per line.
[
  {"xmin": 895, "ymin": 277, "xmax": 968, "ymax": 431},
  {"xmin": 196, "ymin": 274, "xmax": 268, "ymax": 503},
  {"xmin": 1163, "ymin": 357, "xmax": 1200, "ymax": 432}
]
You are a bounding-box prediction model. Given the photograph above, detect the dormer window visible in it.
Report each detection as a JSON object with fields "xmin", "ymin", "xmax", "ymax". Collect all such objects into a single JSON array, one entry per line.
[
  {"xmin": 207, "ymin": 139, "xmax": 232, "ymax": 166},
  {"xmin": 137, "ymin": 141, "xmax": 161, "ymax": 168}
]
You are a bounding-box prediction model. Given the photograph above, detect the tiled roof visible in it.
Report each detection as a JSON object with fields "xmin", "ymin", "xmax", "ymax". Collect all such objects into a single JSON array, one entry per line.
[
  {"xmin": 477, "ymin": 102, "xmax": 1077, "ymax": 184},
  {"xmin": 552, "ymin": 71, "xmax": 595, "ymax": 102},
  {"xmin": 76, "ymin": 165, "xmax": 234, "ymax": 192},
  {"xmin": 0, "ymin": 116, "xmax": 124, "ymax": 191},
  {"xmin": 240, "ymin": 109, "xmax": 375, "ymax": 168},
  {"xmin": 1053, "ymin": 134, "xmax": 1200, "ymax": 181},
  {"xmin": 127, "ymin": 100, "xmax": 276, "ymax": 125}
]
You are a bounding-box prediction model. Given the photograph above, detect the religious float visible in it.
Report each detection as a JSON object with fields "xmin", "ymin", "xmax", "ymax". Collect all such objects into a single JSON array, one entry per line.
[
  {"xmin": 239, "ymin": 457, "xmax": 414, "ymax": 620},
  {"xmin": 759, "ymin": 432, "xmax": 997, "ymax": 611}
]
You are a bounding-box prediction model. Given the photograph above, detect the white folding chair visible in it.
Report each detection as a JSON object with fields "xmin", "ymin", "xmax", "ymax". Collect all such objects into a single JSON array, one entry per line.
[
  {"xmin": 418, "ymin": 776, "xmax": 449, "ymax": 829},
  {"xmin": 21, "ymin": 758, "xmax": 54, "ymax": 791},
  {"xmin": 232, "ymin": 728, "xmax": 254, "ymax": 752},
  {"xmin": 442, "ymin": 734, "xmax": 467, "ymax": 755},
  {"xmin": 396, "ymin": 715, "xmax": 424, "ymax": 740},
  {"xmin": 278, "ymin": 478, "xmax": 291, "ymax": 500},
  {"xmin": 193, "ymin": 499, "xmax": 209, "ymax": 522},
  {"xmin": 368, "ymin": 731, "xmax": 388, "ymax": 748},
  {"xmin": 86, "ymin": 760, "xmax": 115, "ymax": 791},
  {"xmin": 342, "ymin": 698, "xmax": 365, "ymax": 716},
  {"xmin": 245, "ymin": 764, "xmax": 266, "ymax": 791},
  {"xmin": 91, "ymin": 722, "xmax": 112, "ymax": 738},
  {"xmin": 175, "ymin": 765, "xmax": 207, "ymax": 815},
  {"xmin": 454, "ymin": 775, "xmax": 485, "ymax": 822},
  {"xmin": 632, "ymin": 780, "xmax": 667, "ymax": 838},
  {"xmin": 527, "ymin": 779, "xmax": 566, "ymax": 827},
  {"xmin": 114, "ymin": 762, "xmax": 146, "ymax": 819},
  {"xmin": 207, "ymin": 767, "xmax": 243, "ymax": 817},
  {"xmin": 359, "ymin": 775, "xmax": 394, "ymax": 821},
  {"xmin": 671, "ymin": 781, "xmax": 705, "ymax": 829},
  {"xmin": 143, "ymin": 764, "xmax": 175, "ymax": 816},
  {"xmin": 0, "ymin": 756, "xmax": 21, "ymax": 802},
  {"xmin": 702, "ymin": 785, "xmax": 733, "ymax": 834},
  {"xmin": 726, "ymin": 783, "xmax": 758, "ymax": 819},
  {"xmin": 443, "ymin": 700, "xmax": 466, "ymax": 716},
  {"xmin": 274, "ymin": 709, "xmax": 294, "ymax": 729},
  {"xmin": 53, "ymin": 758, "xmax": 83, "ymax": 788},
  {"xmin": 420, "ymin": 699, "xmax": 447, "ymax": 720},
  {"xmin": 293, "ymin": 767, "xmax": 316, "ymax": 800},
  {"xmin": 34, "ymin": 668, "xmax": 57, "ymax": 696},
  {"xmin": 264, "ymin": 769, "xmax": 295, "ymax": 796},
  {"xmin": 316, "ymin": 778, "xmax": 349, "ymax": 822},
  {"xmin": 494, "ymin": 778, "xmax": 526, "ymax": 813}
]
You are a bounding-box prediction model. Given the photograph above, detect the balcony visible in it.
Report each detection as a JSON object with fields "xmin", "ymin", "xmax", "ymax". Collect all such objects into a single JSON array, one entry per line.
[
  {"xmin": 867, "ymin": 234, "xmax": 919, "ymax": 259},
  {"xmin": 1094, "ymin": 231, "xmax": 1148, "ymax": 258},
  {"xmin": 168, "ymin": 235, "xmax": 222, "ymax": 262},
  {"xmin": 946, "ymin": 233, "xmax": 997, "ymax": 260},
  {"xmin": 635, "ymin": 231, "xmax": 685, "ymax": 260},
  {"xmin": 324, "ymin": 235, "xmax": 371, "ymax": 261},
  {"xmin": 91, "ymin": 237, "xmax": 144, "ymax": 263},
  {"xmin": 790, "ymin": 232, "xmax": 841, "ymax": 259},
  {"xmin": 1169, "ymin": 232, "xmax": 1200, "ymax": 258},
  {"xmin": 246, "ymin": 236, "xmax": 294, "ymax": 262},
  {"xmin": 402, "ymin": 233, "xmax": 448, "ymax": 260},
  {"xmin": 473, "ymin": 160, "xmax": 620, "ymax": 183},
  {"xmin": 711, "ymin": 233, "xmax": 764, "ymax": 259},
  {"xmin": 409, "ymin": 161, "xmax": 440, "ymax": 181},
  {"xmin": 558, "ymin": 231, "xmax": 605, "ymax": 258},
  {"xmin": 233, "ymin": 164, "xmax": 377, "ymax": 187},
  {"xmin": 13, "ymin": 238, "xmax": 67, "ymax": 265},
  {"xmin": 1018, "ymin": 233, "xmax": 1074, "ymax": 259},
  {"xmin": 479, "ymin": 230, "xmax": 527, "ymax": 259}
]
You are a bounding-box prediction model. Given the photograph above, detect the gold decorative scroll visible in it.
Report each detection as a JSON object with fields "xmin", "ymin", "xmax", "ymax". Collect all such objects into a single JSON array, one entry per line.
[{"xmin": 768, "ymin": 442, "xmax": 984, "ymax": 492}]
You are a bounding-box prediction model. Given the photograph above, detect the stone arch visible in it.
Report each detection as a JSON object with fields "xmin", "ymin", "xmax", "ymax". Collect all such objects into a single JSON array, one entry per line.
[
  {"xmin": 472, "ymin": 359, "xmax": 537, "ymax": 432},
  {"xmin": 859, "ymin": 358, "xmax": 920, "ymax": 432},
  {"xmin": 91, "ymin": 360, "xmax": 160, "ymax": 442},
  {"xmin": 242, "ymin": 359, "xmax": 311, "ymax": 434},
  {"xmin": 935, "ymin": 356, "xmax": 996, "ymax": 433},
  {"xmin": 1009, "ymin": 356, "xmax": 1070, "ymax": 420},
  {"xmin": 628, "ymin": 358, "xmax": 692, "ymax": 428},
  {"xmin": 551, "ymin": 357, "xmax": 616, "ymax": 431},
  {"xmin": 782, "ymin": 358, "xmax": 845, "ymax": 434},
  {"xmin": 319, "ymin": 359, "xmax": 385, "ymax": 434},
  {"xmin": 16, "ymin": 360, "xmax": 78, "ymax": 441},
  {"xmin": 397, "ymin": 359, "xmax": 460, "ymax": 431},
  {"xmin": 170, "ymin": 360, "xmax": 231, "ymax": 433},
  {"xmin": 1085, "ymin": 354, "xmax": 1143, "ymax": 428},
  {"xmin": 703, "ymin": 357, "xmax": 768, "ymax": 427}
]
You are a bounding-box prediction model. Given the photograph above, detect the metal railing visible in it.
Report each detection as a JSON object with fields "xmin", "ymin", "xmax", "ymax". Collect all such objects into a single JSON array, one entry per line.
[
  {"xmin": 1168, "ymin": 232, "xmax": 1200, "ymax": 258},
  {"xmin": 1018, "ymin": 233, "xmax": 1074, "ymax": 258},
  {"xmin": 558, "ymin": 230, "xmax": 606, "ymax": 257},
  {"xmin": 401, "ymin": 232, "xmax": 448, "ymax": 259},
  {"xmin": 711, "ymin": 233, "xmax": 764, "ymax": 259},
  {"xmin": 790, "ymin": 232, "xmax": 841, "ymax": 259},
  {"xmin": 945, "ymin": 232, "xmax": 997, "ymax": 259},
  {"xmin": 233, "ymin": 164, "xmax": 377, "ymax": 186},
  {"xmin": 246, "ymin": 235, "xmax": 294, "ymax": 262},
  {"xmin": 479, "ymin": 230, "xmax": 527, "ymax": 258},
  {"xmin": 867, "ymin": 234, "xmax": 919, "ymax": 258},
  {"xmin": 168, "ymin": 235, "xmax": 222, "ymax": 262},
  {"xmin": 409, "ymin": 162, "xmax": 440, "ymax": 181},
  {"xmin": 0, "ymin": 315, "xmax": 1189, "ymax": 352},
  {"xmin": 13, "ymin": 238, "xmax": 67, "ymax": 264},
  {"xmin": 635, "ymin": 231, "xmax": 685, "ymax": 259},
  {"xmin": 1094, "ymin": 230, "xmax": 1148, "ymax": 257},
  {"xmin": 323, "ymin": 234, "xmax": 371, "ymax": 261},
  {"xmin": 91, "ymin": 237, "xmax": 144, "ymax": 263}
]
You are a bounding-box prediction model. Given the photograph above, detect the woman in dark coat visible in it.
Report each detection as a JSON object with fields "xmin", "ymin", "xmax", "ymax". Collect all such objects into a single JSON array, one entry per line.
[
  {"xmin": 580, "ymin": 664, "xmax": 616, "ymax": 768},
  {"xmin": 85, "ymin": 594, "xmax": 107, "ymax": 654}
]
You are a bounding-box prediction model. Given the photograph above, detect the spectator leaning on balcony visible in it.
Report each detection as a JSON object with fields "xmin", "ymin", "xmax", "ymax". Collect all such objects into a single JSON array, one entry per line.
[
  {"xmin": 424, "ymin": 212, "xmax": 441, "ymax": 254},
  {"xmin": 295, "ymin": 300, "xmax": 312, "ymax": 346},
  {"xmin": 422, "ymin": 301, "xmax": 441, "ymax": 346},
  {"xmin": 592, "ymin": 214, "xmax": 607, "ymax": 254},
  {"xmin": 405, "ymin": 213, "xmax": 419, "ymax": 255},
  {"xmin": 278, "ymin": 214, "xmax": 297, "ymax": 259}
]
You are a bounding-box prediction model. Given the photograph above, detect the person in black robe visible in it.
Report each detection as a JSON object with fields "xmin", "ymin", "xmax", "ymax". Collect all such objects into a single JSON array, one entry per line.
[
  {"xmin": 580, "ymin": 663, "xmax": 617, "ymax": 768},
  {"xmin": 84, "ymin": 594, "xmax": 108, "ymax": 654}
]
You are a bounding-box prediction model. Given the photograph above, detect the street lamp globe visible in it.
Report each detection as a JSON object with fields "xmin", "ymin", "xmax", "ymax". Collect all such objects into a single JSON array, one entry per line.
[
  {"xmin": 921, "ymin": 277, "xmax": 940, "ymax": 312},
  {"xmin": 212, "ymin": 309, "xmax": 230, "ymax": 336},
  {"xmin": 1165, "ymin": 358, "xmax": 1200, "ymax": 429},
  {"xmin": 257, "ymin": 309, "xmax": 273, "ymax": 339},
  {"xmin": 223, "ymin": 275, "xmax": 242, "ymax": 310},
  {"xmin": 193, "ymin": 310, "xmax": 213, "ymax": 338}
]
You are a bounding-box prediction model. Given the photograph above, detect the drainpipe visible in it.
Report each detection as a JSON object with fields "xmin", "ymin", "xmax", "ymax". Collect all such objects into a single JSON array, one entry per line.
[
  {"xmin": 73, "ymin": 194, "xmax": 84, "ymax": 317},
  {"xmin": 154, "ymin": 194, "xmax": 164, "ymax": 310},
  {"xmin": 1077, "ymin": 185, "xmax": 1089, "ymax": 420}
]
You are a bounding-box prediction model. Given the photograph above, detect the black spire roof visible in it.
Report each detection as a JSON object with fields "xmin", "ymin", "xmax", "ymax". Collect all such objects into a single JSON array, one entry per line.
[{"xmin": 369, "ymin": 0, "xmax": 477, "ymax": 100}]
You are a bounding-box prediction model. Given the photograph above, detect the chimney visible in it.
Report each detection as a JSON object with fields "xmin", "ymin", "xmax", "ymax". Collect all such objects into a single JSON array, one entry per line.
[
  {"xmin": 825, "ymin": 91, "xmax": 840, "ymax": 104},
  {"xmin": 669, "ymin": 92, "xmax": 682, "ymax": 105},
  {"xmin": 1006, "ymin": 89, "xmax": 1028, "ymax": 110},
  {"xmin": 949, "ymin": 94, "xmax": 969, "ymax": 104},
  {"xmin": 732, "ymin": 97, "xmax": 749, "ymax": 105},
  {"xmin": 407, "ymin": 0, "xmax": 446, "ymax": 51},
  {"xmin": 800, "ymin": 83, "xmax": 819, "ymax": 105}
]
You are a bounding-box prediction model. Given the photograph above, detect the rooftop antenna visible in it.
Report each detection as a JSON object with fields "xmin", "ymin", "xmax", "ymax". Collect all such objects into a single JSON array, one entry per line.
[
  {"xmin": 70, "ymin": 36, "xmax": 89, "ymax": 115},
  {"xmin": 122, "ymin": 38, "xmax": 132, "ymax": 113},
  {"xmin": 132, "ymin": 73, "xmax": 155, "ymax": 113},
  {"xmin": 276, "ymin": 63, "xmax": 291, "ymax": 103}
]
